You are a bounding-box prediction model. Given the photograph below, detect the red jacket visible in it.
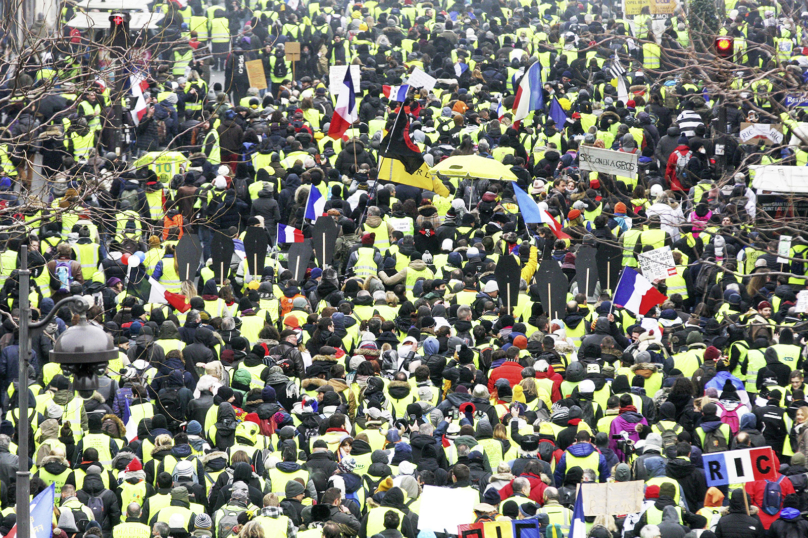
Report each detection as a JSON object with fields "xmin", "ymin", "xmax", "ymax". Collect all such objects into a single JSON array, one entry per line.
[
  {"xmin": 498, "ymin": 472, "xmax": 547, "ymax": 505},
  {"xmin": 665, "ymin": 145, "xmax": 692, "ymax": 192},
  {"xmin": 488, "ymin": 361, "xmax": 524, "ymax": 392},
  {"xmin": 536, "ymin": 365, "xmax": 564, "ymax": 402},
  {"xmin": 745, "ymin": 474, "xmax": 795, "ymax": 529}
]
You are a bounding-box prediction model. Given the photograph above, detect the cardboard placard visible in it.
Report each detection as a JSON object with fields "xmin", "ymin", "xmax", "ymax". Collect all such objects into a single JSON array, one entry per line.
[
  {"xmin": 285, "ymin": 41, "xmax": 301, "ymax": 62},
  {"xmin": 596, "ymin": 242, "xmax": 623, "ymax": 292},
  {"xmin": 246, "ymin": 59, "xmax": 267, "ymax": 90},
  {"xmin": 287, "ymin": 240, "xmax": 313, "ymax": 283},
  {"xmin": 582, "ymin": 481, "xmax": 644, "ymax": 516},
  {"xmin": 797, "ymin": 290, "xmax": 808, "ymax": 313},
  {"xmin": 638, "ymin": 246, "xmax": 677, "ymax": 282},
  {"xmin": 578, "ymin": 145, "xmax": 639, "ymax": 179},
  {"xmin": 777, "ymin": 235, "xmax": 792, "ymax": 264}
]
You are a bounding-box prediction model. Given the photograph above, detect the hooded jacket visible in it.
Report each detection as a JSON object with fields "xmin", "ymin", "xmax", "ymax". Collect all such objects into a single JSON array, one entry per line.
[
  {"xmin": 554, "ymin": 442, "xmax": 610, "ymax": 485},
  {"xmin": 335, "ymin": 140, "xmax": 376, "ymax": 176},
  {"xmin": 714, "ymin": 488, "xmax": 765, "ymax": 538},
  {"xmin": 250, "ymin": 187, "xmax": 281, "ymax": 229},
  {"xmin": 76, "ymin": 473, "xmax": 121, "ymax": 533},
  {"xmin": 666, "ymin": 457, "xmax": 707, "ymax": 511},
  {"xmin": 211, "ymin": 403, "xmax": 237, "ymax": 450}
]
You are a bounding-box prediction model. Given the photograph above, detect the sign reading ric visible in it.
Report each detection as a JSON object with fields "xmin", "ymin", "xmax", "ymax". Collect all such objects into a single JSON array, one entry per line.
[{"xmin": 702, "ymin": 447, "xmax": 777, "ymax": 487}]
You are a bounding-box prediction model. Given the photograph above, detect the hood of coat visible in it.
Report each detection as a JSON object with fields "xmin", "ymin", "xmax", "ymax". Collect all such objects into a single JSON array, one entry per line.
[{"xmin": 159, "ymin": 320, "xmax": 181, "ymax": 340}]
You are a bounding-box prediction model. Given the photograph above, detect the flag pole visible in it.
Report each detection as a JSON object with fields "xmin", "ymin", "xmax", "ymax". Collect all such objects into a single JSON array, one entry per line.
[{"xmin": 361, "ymin": 98, "xmax": 407, "ymax": 227}]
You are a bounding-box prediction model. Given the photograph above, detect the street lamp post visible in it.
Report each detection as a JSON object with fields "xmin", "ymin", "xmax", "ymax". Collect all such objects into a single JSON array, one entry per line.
[{"xmin": 15, "ymin": 246, "xmax": 117, "ymax": 538}]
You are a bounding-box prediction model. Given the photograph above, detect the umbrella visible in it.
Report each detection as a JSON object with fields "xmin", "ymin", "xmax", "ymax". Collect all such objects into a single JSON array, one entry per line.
[{"xmin": 431, "ymin": 155, "xmax": 518, "ymax": 181}]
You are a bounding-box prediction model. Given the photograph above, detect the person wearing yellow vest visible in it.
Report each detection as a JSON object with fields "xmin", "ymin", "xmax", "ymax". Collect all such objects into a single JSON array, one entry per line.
[
  {"xmin": 346, "ymin": 233, "xmax": 383, "ymax": 279},
  {"xmin": 35, "ymin": 452, "xmax": 75, "ymax": 494},
  {"xmin": 150, "ymin": 485, "xmax": 197, "ymax": 530},
  {"xmin": 73, "ymin": 413, "xmax": 120, "ymax": 466},
  {"xmin": 360, "ymin": 486, "xmax": 415, "ymax": 537},
  {"xmin": 114, "ymin": 503, "xmax": 152, "ymax": 538},
  {"xmin": 362, "ymin": 208, "xmax": 394, "ymax": 251},
  {"xmin": 553, "ymin": 430, "xmax": 609, "ymax": 485},
  {"xmin": 634, "ymin": 216, "xmax": 672, "ymax": 258},
  {"xmin": 253, "ymin": 494, "xmax": 296, "ymax": 537}
]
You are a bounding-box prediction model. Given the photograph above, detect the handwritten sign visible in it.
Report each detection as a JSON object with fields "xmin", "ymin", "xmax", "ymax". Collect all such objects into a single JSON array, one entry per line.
[
  {"xmin": 245, "ymin": 59, "xmax": 267, "ymax": 90},
  {"xmin": 329, "ymin": 65, "xmax": 362, "ymax": 94},
  {"xmin": 638, "ymin": 246, "xmax": 677, "ymax": 281},
  {"xmin": 578, "ymin": 145, "xmax": 639, "ymax": 179},
  {"xmin": 406, "ymin": 67, "xmax": 437, "ymax": 91},
  {"xmin": 796, "ymin": 290, "xmax": 808, "ymax": 313}
]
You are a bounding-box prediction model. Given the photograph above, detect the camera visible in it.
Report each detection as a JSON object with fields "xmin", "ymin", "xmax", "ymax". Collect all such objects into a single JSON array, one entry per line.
[{"xmin": 615, "ymin": 431, "xmax": 635, "ymax": 461}]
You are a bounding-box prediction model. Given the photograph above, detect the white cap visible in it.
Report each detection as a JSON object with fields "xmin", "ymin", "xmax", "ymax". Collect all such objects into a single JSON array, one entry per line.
[
  {"xmin": 452, "ymin": 198, "xmax": 466, "ymax": 211},
  {"xmin": 442, "ymin": 238, "xmax": 453, "ymax": 251},
  {"xmin": 579, "ymin": 379, "xmax": 596, "ymax": 394},
  {"xmin": 372, "ymin": 290, "xmax": 386, "ymax": 302},
  {"xmin": 467, "ymin": 247, "xmax": 479, "ymax": 257},
  {"xmin": 217, "ymin": 165, "xmax": 230, "ymax": 176},
  {"xmin": 214, "ymin": 176, "xmax": 227, "ymax": 190},
  {"xmin": 535, "ymin": 359, "xmax": 549, "ymax": 372},
  {"xmin": 483, "ymin": 280, "xmax": 499, "ymax": 293},
  {"xmin": 650, "ymin": 184, "xmax": 664, "ymax": 198}
]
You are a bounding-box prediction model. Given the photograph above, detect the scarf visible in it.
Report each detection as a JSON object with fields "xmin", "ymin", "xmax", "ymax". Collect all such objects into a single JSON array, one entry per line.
[
  {"xmin": 420, "ymin": 228, "xmax": 433, "ymax": 237},
  {"xmin": 619, "ymin": 405, "xmax": 638, "ymax": 415}
]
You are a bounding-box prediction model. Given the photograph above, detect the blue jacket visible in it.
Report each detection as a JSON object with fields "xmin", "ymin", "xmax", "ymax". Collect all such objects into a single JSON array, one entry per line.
[{"xmin": 554, "ymin": 442, "xmax": 610, "ymax": 485}]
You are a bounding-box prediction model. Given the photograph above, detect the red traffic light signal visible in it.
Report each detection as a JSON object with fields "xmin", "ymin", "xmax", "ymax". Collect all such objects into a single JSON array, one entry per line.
[
  {"xmin": 113, "ymin": 15, "xmax": 123, "ymax": 25},
  {"xmin": 715, "ymin": 36, "xmax": 734, "ymax": 57}
]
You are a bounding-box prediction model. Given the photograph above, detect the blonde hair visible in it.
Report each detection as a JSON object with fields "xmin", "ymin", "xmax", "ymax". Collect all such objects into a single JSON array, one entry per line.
[
  {"xmin": 154, "ymin": 434, "xmax": 173, "ymax": 449},
  {"xmin": 493, "ymin": 424, "xmax": 508, "ymax": 440},
  {"xmin": 519, "ymin": 377, "xmax": 538, "ymax": 399},
  {"xmin": 238, "ymin": 521, "xmax": 265, "ymax": 538},
  {"xmin": 385, "ymin": 292, "xmax": 398, "ymax": 306},
  {"xmin": 798, "ymin": 406, "xmax": 808, "ymax": 423}
]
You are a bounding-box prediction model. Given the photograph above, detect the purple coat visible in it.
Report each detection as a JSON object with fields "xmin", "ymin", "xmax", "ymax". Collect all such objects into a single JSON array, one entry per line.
[{"xmin": 609, "ymin": 411, "xmax": 649, "ymax": 461}]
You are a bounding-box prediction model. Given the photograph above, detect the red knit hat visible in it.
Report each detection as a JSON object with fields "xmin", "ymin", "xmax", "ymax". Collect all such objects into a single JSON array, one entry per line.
[
  {"xmin": 244, "ymin": 412, "xmax": 260, "ymax": 425},
  {"xmin": 568, "ymin": 209, "xmax": 581, "ymax": 220},
  {"xmin": 615, "ymin": 202, "xmax": 627, "ymax": 214},
  {"xmin": 125, "ymin": 457, "xmax": 143, "ymax": 473},
  {"xmin": 513, "ymin": 335, "xmax": 528, "ymax": 350},
  {"xmin": 645, "ymin": 485, "xmax": 660, "ymax": 499},
  {"xmin": 704, "ymin": 346, "xmax": 721, "ymax": 362},
  {"xmin": 590, "ymin": 178, "xmax": 601, "ymax": 189},
  {"xmin": 361, "ymin": 232, "xmax": 375, "ymax": 246}
]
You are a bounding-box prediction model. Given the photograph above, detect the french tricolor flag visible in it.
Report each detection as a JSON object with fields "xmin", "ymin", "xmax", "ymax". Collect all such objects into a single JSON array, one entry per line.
[
  {"xmin": 304, "ymin": 185, "xmax": 326, "ymax": 220},
  {"xmin": 277, "ymin": 223, "xmax": 305, "ymax": 243},
  {"xmin": 613, "ymin": 267, "xmax": 667, "ymax": 316},
  {"xmin": 130, "ymin": 72, "xmax": 151, "ymax": 125},
  {"xmin": 327, "ymin": 68, "xmax": 358, "ymax": 140},
  {"xmin": 383, "ymin": 84, "xmax": 410, "ymax": 102}
]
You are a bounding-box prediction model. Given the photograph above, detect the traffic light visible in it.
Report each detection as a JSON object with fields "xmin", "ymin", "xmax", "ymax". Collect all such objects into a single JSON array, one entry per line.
[{"xmin": 715, "ymin": 36, "xmax": 734, "ymax": 58}]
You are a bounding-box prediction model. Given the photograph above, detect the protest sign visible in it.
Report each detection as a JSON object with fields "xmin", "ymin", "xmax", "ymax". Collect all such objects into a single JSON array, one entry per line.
[
  {"xmin": 407, "ymin": 67, "xmax": 437, "ymax": 90},
  {"xmin": 740, "ymin": 123, "xmax": 784, "ymax": 145},
  {"xmin": 578, "ymin": 146, "xmax": 639, "ymax": 179},
  {"xmin": 419, "ymin": 485, "xmax": 477, "ymax": 533},
  {"xmin": 458, "ymin": 520, "xmax": 540, "ymax": 538},
  {"xmin": 581, "ymin": 481, "xmax": 644, "ymax": 517},
  {"xmin": 797, "ymin": 290, "xmax": 808, "ymax": 313},
  {"xmin": 777, "ymin": 235, "xmax": 792, "ymax": 264},
  {"xmin": 329, "ymin": 65, "xmax": 362, "ymax": 94},
  {"xmin": 638, "ymin": 246, "xmax": 677, "ymax": 281},
  {"xmin": 702, "ymin": 447, "xmax": 777, "ymax": 487},
  {"xmin": 245, "ymin": 60, "xmax": 267, "ymax": 90}
]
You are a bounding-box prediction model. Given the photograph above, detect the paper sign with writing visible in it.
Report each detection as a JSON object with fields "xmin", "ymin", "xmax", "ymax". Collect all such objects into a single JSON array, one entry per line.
[
  {"xmin": 407, "ymin": 67, "xmax": 437, "ymax": 90},
  {"xmin": 329, "ymin": 65, "xmax": 362, "ymax": 94},
  {"xmin": 797, "ymin": 290, "xmax": 808, "ymax": 313},
  {"xmin": 740, "ymin": 123, "xmax": 784, "ymax": 145},
  {"xmin": 650, "ymin": 0, "xmax": 676, "ymax": 15},
  {"xmin": 245, "ymin": 59, "xmax": 267, "ymax": 90},
  {"xmin": 638, "ymin": 246, "xmax": 677, "ymax": 281},
  {"xmin": 578, "ymin": 145, "xmax": 639, "ymax": 179},
  {"xmin": 777, "ymin": 235, "xmax": 792, "ymax": 264},
  {"xmin": 624, "ymin": 0, "xmax": 648, "ymax": 16},
  {"xmin": 703, "ymin": 447, "xmax": 777, "ymax": 486}
]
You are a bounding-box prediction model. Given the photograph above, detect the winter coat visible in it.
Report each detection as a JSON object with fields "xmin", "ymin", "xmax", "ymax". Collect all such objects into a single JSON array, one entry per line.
[
  {"xmin": 278, "ymin": 174, "xmax": 301, "ymax": 224},
  {"xmin": 666, "ymin": 457, "xmax": 707, "ymax": 511},
  {"xmin": 250, "ymin": 187, "xmax": 281, "ymax": 233},
  {"xmin": 334, "ymin": 140, "xmax": 376, "ymax": 176},
  {"xmin": 553, "ymin": 442, "xmax": 610, "ymax": 485},
  {"xmin": 217, "ymin": 119, "xmax": 244, "ymax": 152},
  {"xmin": 76, "ymin": 473, "xmax": 121, "ymax": 535},
  {"xmin": 714, "ymin": 489, "xmax": 765, "ymax": 538}
]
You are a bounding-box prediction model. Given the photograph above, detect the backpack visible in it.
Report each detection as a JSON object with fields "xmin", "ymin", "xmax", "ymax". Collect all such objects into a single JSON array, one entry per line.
[
  {"xmin": 675, "ymin": 150, "xmax": 692, "ymax": 180},
  {"xmin": 717, "ymin": 402, "xmax": 740, "ymax": 434},
  {"xmin": 694, "ymin": 264, "xmax": 718, "ymax": 298},
  {"xmin": 120, "ymin": 187, "xmax": 140, "ymax": 210},
  {"xmin": 762, "ymin": 475, "xmax": 785, "ymax": 515},
  {"xmin": 657, "ymin": 422, "xmax": 681, "ymax": 448},
  {"xmin": 54, "ymin": 260, "xmax": 74, "ymax": 293},
  {"xmin": 233, "ymin": 176, "xmax": 249, "ymax": 201},
  {"xmin": 86, "ymin": 494, "xmax": 106, "ymax": 526},
  {"xmin": 280, "ymin": 293, "xmax": 302, "ymax": 317},
  {"xmin": 217, "ymin": 506, "xmax": 245, "ymax": 538},
  {"xmin": 702, "ymin": 426, "xmax": 728, "ymax": 453},
  {"xmin": 273, "ymin": 57, "xmax": 288, "ymax": 78},
  {"xmin": 557, "ymin": 485, "xmax": 576, "ymax": 508},
  {"xmin": 157, "ymin": 386, "xmax": 182, "ymax": 430},
  {"xmin": 264, "ymin": 343, "xmax": 297, "ymax": 378}
]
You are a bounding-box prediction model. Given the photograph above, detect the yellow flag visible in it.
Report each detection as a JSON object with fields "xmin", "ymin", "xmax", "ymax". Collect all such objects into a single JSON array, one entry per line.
[{"xmin": 378, "ymin": 157, "xmax": 449, "ymax": 197}]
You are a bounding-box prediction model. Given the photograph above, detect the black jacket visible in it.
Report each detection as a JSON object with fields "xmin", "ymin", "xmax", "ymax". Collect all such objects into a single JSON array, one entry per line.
[
  {"xmin": 665, "ymin": 457, "xmax": 707, "ymax": 511},
  {"xmin": 76, "ymin": 473, "xmax": 122, "ymax": 536},
  {"xmin": 714, "ymin": 489, "xmax": 765, "ymax": 538}
]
